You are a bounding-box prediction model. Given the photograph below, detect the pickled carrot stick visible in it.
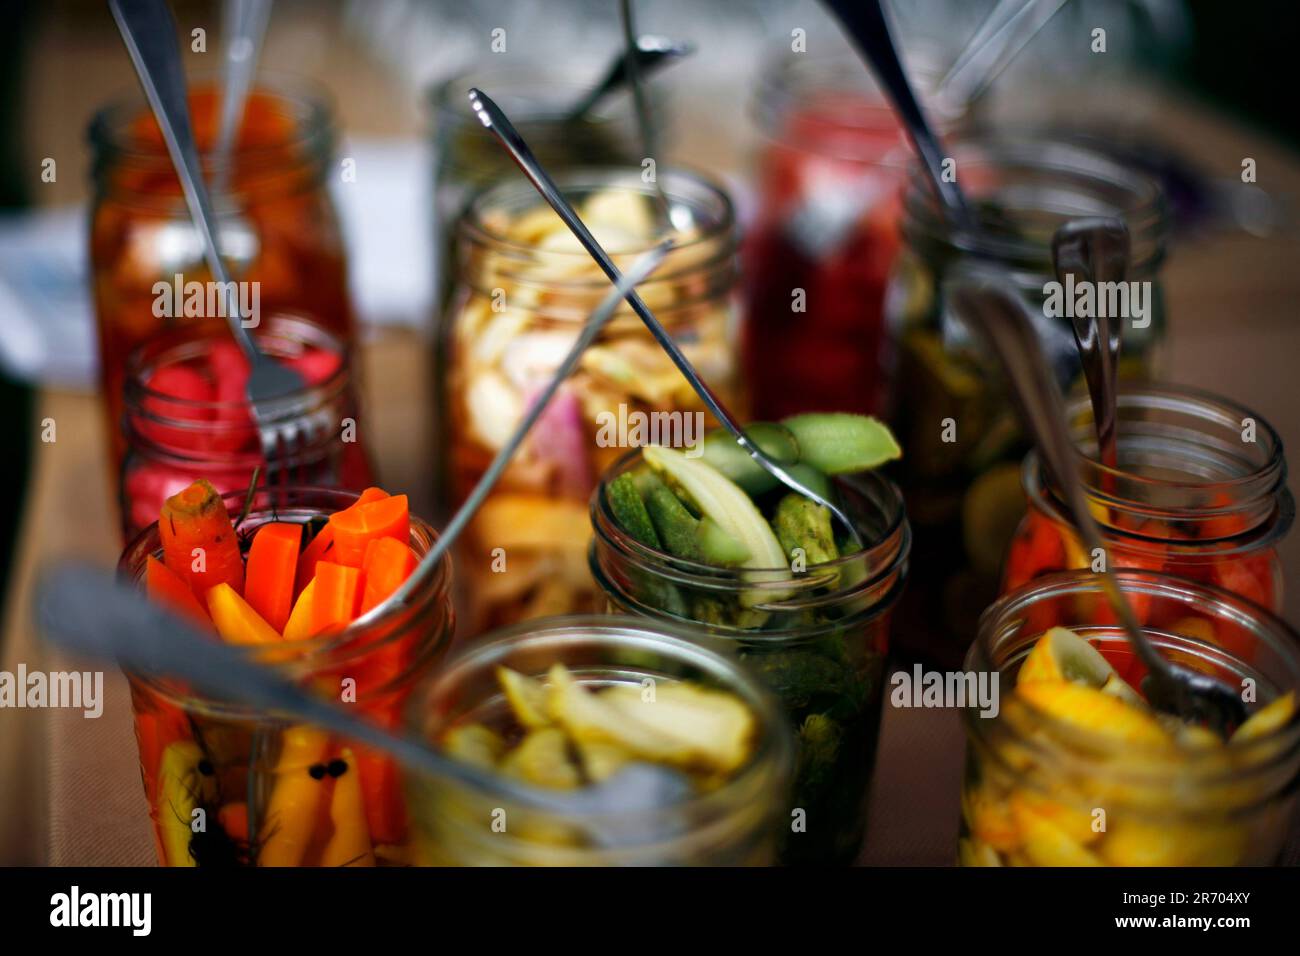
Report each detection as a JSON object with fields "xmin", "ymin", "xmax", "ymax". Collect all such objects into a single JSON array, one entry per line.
[
  {"xmin": 244, "ymin": 523, "xmax": 302, "ymax": 633},
  {"xmin": 159, "ymin": 479, "xmax": 245, "ymax": 598},
  {"xmin": 311, "ymin": 562, "xmax": 362, "ymax": 634},
  {"xmin": 145, "ymin": 555, "xmax": 211, "ymax": 627},
  {"xmin": 328, "ymin": 494, "xmax": 409, "ymax": 567}
]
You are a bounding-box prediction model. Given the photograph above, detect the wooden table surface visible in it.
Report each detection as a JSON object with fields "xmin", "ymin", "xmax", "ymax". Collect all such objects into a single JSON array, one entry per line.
[{"xmin": 3, "ymin": 87, "xmax": 1299, "ymax": 865}]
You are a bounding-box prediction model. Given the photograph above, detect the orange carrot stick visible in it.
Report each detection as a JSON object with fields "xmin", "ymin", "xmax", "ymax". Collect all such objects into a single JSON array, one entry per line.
[
  {"xmin": 295, "ymin": 488, "xmax": 389, "ymax": 594},
  {"xmin": 244, "ymin": 523, "xmax": 302, "ymax": 633},
  {"xmin": 359, "ymin": 537, "xmax": 416, "ymax": 614},
  {"xmin": 329, "ymin": 494, "xmax": 409, "ymax": 567},
  {"xmin": 159, "ymin": 479, "xmax": 245, "ymax": 598},
  {"xmin": 145, "ymin": 554, "xmax": 211, "ymax": 627},
  {"xmin": 311, "ymin": 562, "xmax": 362, "ymax": 634}
]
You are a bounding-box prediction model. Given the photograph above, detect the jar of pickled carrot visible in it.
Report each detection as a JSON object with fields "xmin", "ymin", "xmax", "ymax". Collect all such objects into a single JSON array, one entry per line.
[
  {"xmin": 89, "ymin": 81, "xmax": 355, "ymax": 474},
  {"xmin": 406, "ymin": 616, "xmax": 792, "ymax": 866},
  {"xmin": 1002, "ymin": 385, "xmax": 1293, "ymax": 621},
  {"xmin": 961, "ymin": 569, "xmax": 1300, "ymax": 867},
  {"xmin": 439, "ymin": 168, "xmax": 744, "ymax": 631},
  {"xmin": 119, "ymin": 314, "xmax": 373, "ymax": 541},
  {"xmin": 745, "ymin": 53, "xmax": 962, "ymax": 420},
  {"xmin": 119, "ymin": 487, "xmax": 454, "ymax": 867},
  {"xmin": 885, "ymin": 136, "xmax": 1171, "ymax": 669}
]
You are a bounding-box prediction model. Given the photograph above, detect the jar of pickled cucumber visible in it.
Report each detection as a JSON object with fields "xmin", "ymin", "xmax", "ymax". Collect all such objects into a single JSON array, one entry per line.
[
  {"xmin": 439, "ymin": 168, "xmax": 744, "ymax": 631},
  {"xmin": 427, "ymin": 66, "xmax": 650, "ymax": 311},
  {"xmin": 885, "ymin": 136, "xmax": 1171, "ymax": 669},
  {"xmin": 961, "ymin": 569, "xmax": 1300, "ymax": 867},
  {"xmin": 90, "ymin": 80, "xmax": 355, "ymax": 477},
  {"xmin": 1003, "ymin": 385, "xmax": 1293, "ymax": 618},
  {"xmin": 590, "ymin": 449, "xmax": 911, "ymax": 865},
  {"xmin": 406, "ymin": 616, "xmax": 793, "ymax": 866},
  {"xmin": 120, "ymin": 487, "xmax": 454, "ymax": 867}
]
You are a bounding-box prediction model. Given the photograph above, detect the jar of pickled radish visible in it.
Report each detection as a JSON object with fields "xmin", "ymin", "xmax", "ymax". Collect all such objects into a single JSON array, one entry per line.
[
  {"xmin": 440, "ymin": 168, "xmax": 744, "ymax": 631},
  {"xmin": 119, "ymin": 314, "xmax": 374, "ymax": 540},
  {"xmin": 406, "ymin": 615, "xmax": 792, "ymax": 866},
  {"xmin": 1002, "ymin": 385, "xmax": 1293, "ymax": 620},
  {"xmin": 120, "ymin": 487, "xmax": 454, "ymax": 867},
  {"xmin": 427, "ymin": 66, "xmax": 648, "ymax": 310},
  {"xmin": 745, "ymin": 53, "xmax": 963, "ymax": 420},
  {"xmin": 961, "ymin": 569, "xmax": 1300, "ymax": 867},
  {"xmin": 89, "ymin": 81, "xmax": 355, "ymax": 473},
  {"xmin": 590, "ymin": 449, "xmax": 911, "ymax": 865},
  {"xmin": 885, "ymin": 136, "xmax": 1171, "ymax": 669}
]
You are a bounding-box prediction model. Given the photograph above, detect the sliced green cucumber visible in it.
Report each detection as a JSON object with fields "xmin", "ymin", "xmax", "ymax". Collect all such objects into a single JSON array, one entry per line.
[
  {"xmin": 773, "ymin": 494, "xmax": 841, "ymax": 568},
  {"xmin": 640, "ymin": 472, "xmax": 703, "ymax": 561},
  {"xmin": 780, "ymin": 413, "xmax": 901, "ymax": 475},
  {"xmin": 643, "ymin": 446, "xmax": 789, "ymax": 605},
  {"xmin": 700, "ymin": 422, "xmax": 800, "ymax": 496},
  {"xmin": 606, "ymin": 473, "xmax": 660, "ymax": 549},
  {"xmin": 696, "ymin": 516, "xmax": 750, "ymax": 566}
]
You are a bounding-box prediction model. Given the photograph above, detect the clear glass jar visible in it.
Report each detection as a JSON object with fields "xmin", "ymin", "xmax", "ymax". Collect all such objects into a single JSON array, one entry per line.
[
  {"xmin": 119, "ymin": 314, "xmax": 374, "ymax": 540},
  {"xmin": 744, "ymin": 52, "xmax": 963, "ymax": 419},
  {"xmin": 406, "ymin": 615, "xmax": 792, "ymax": 866},
  {"xmin": 885, "ymin": 136, "xmax": 1171, "ymax": 670},
  {"xmin": 427, "ymin": 66, "xmax": 649, "ymax": 310},
  {"xmin": 1003, "ymin": 385, "xmax": 1293, "ymax": 618},
  {"xmin": 440, "ymin": 168, "xmax": 744, "ymax": 632},
  {"xmin": 119, "ymin": 487, "xmax": 454, "ymax": 867},
  {"xmin": 961, "ymin": 570, "xmax": 1300, "ymax": 867},
  {"xmin": 89, "ymin": 80, "xmax": 355, "ymax": 473},
  {"xmin": 590, "ymin": 450, "xmax": 910, "ymax": 865}
]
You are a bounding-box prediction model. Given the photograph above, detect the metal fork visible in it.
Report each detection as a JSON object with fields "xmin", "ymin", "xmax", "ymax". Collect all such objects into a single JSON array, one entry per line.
[{"xmin": 110, "ymin": 0, "xmax": 309, "ymax": 475}]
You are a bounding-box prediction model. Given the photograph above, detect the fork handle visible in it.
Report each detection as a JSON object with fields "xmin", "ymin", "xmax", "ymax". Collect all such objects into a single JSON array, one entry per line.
[{"xmin": 109, "ymin": 0, "xmax": 260, "ymax": 363}]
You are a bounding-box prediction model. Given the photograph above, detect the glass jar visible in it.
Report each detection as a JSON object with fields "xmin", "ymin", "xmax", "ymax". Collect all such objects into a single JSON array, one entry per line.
[
  {"xmin": 427, "ymin": 66, "xmax": 649, "ymax": 310},
  {"xmin": 885, "ymin": 136, "xmax": 1170, "ymax": 670},
  {"xmin": 744, "ymin": 53, "xmax": 963, "ymax": 419},
  {"xmin": 119, "ymin": 314, "xmax": 374, "ymax": 540},
  {"xmin": 119, "ymin": 487, "xmax": 454, "ymax": 867},
  {"xmin": 961, "ymin": 570, "xmax": 1300, "ymax": 866},
  {"xmin": 406, "ymin": 615, "xmax": 793, "ymax": 866},
  {"xmin": 90, "ymin": 80, "xmax": 355, "ymax": 473},
  {"xmin": 1003, "ymin": 385, "xmax": 1293, "ymax": 619},
  {"xmin": 440, "ymin": 168, "xmax": 744, "ymax": 632},
  {"xmin": 590, "ymin": 450, "xmax": 910, "ymax": 865}
]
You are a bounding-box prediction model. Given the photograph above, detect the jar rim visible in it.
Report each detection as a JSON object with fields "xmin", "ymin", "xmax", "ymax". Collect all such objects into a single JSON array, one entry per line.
[
  {"xmin": 88, "ymin": 72, "xmax": 335, "ymax": 171},
  {"xmin": 410, "ymin": 613, "xmax": 793, "ymax": 824},
  {"xmin": 1025, "ymin": 383, "xmax": 1292, "ymax": 548},
  {"xmin": 901, "ymin": 135, "xmax": 1169, "ymax": 274},
  {"xmin": 120, "ymin": 486, "xmax": 454, "ymax": 713},
  {"xmin": 122, "ymin": 315, "xmax": 352, "ymax": 462},
  {"xmin": 967, "ymin": 570, "xmax": 1300, "ymax": 783},
  {"xmin": 590, "ymin": 447, "xmax": 911, "ymax": 627},
  {"xmin": 457, "ymin": 165, "xmax": 737, "ymax": 269}
]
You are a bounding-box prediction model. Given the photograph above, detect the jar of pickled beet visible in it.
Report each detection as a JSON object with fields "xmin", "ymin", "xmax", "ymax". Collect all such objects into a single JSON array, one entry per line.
[
  {"xmin": 743, "ymin": 53, "xmax": 963, "ymax": 420},
  {"xmin": 406, "ymin": 615, "xmax": 792, "ymax": 866},
  {"xmin": 590, "ymin": 450, "xmax": 910, "ymax": 865},
  {"xmin": 119, "ymin": 486, "xmax": 454, "ymax": 868},
  {"xmin": 885, "ymin": 136, "xmax": 1171, "ymax": 670},
  {"xmin": 427, "ymin": 66, "xmax": 648, "ymax": 310},
  {"xmin": 1003, "ymin": 385, "xmax": 1293, "ymax": 618},
  {"xmin": 961, "ymin": 569, "xmax": 1300, "ymax": 867},
  {"xmin": 119, "ymin": 314, "xmax": 373, "ymax": 540},
  {"xmin": 90, "ymin": 80, "xmax": 355, "ymax": 472},
  {"xmin": 439, "ymin": 168, "xmax": 744, "ymax": 631}
]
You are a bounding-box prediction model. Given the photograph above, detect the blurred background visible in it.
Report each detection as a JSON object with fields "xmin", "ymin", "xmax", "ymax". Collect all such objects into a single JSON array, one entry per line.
[{"xmin": 0, "ymin": 0, "xmax": 1297, "ymax": 865}]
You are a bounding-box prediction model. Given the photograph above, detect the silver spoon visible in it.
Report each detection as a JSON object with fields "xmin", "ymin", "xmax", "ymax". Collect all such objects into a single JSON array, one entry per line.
[
  {"xmin": 563, "ymin": 34, "xmax": 694, "ymax": 124},
  {"xmin": 1051, "ymin": 217, "xmax": 1130, "ymax": 473},
  {"xmin": 821, "ymin": 0, "xmax": 973, "ymax": 228},
  {"xmin": 949, "ymin": 275, "xmax": 1246, "ymax": 734},
  {"xmin": 468, "ymin": 86, "xmax": 866, "ymax": 550},
  {"xmin": 211, "ymin": 0, "xmax": 273, "ymax": 200},
  {"xmin": 109, "ymin": 0, "xmax": 306, "ymax": 416},
  {"xmin": 354, "ymin": 241, "xmax": 673, "ymax": 627},
  {"xmin": 618, "ymin": 0, "xmax": 674, "ymax": 229},
  {"xmin": 37, "ymin": 562, "xmax": 692, "ymax": 830}
]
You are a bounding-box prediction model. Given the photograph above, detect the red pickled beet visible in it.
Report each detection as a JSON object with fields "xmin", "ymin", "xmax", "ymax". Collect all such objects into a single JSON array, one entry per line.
[
  {"xmin": 206, "ymin": 340, "xmax": 257, "ymax": 453},
  {"xmin": 140, "ymin": 364, "xmax": 215, "ymax": 452},
  {"xmin": 288, "ymin": 347, "xmax": 343, "ymax": 386}
]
